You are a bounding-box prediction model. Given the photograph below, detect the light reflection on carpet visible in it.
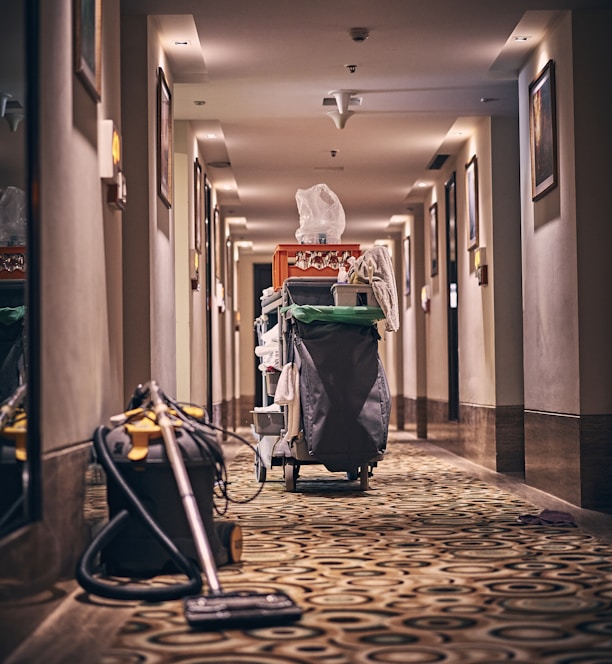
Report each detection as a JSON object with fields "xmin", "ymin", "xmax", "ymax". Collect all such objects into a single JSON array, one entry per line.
[{"xmin": 100, "ymin": 439, "xmax": 612, "ymax": 664}]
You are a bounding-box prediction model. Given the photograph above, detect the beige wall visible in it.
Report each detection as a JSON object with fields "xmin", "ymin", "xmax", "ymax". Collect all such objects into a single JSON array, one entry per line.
[
  {"xmin": 418, "ymin": 118, "xmax": 498, "ymax": 408},
  {"xmin": 519, "ymin": 10, "xmax": 612, "ymax": 416},
  {"xmin": 40, "ymin": 0, "xmax": 124, "ymax": 450},
  {"xmin": 121, "ymin": 15, "xmax": 178, "ymax": 399},
  {"xmin": 454, "ymin": 120, "xmax": 496, "ymax": 407},
  {"xmin": 403, "ymin": 111, "xmax": 522, "ymax": 413},
  {"xmin": 173, "ymin": 123, "xmax": 191, "ymax": 402},
  {"xmin": 401, "ymin": 207, "xmax": 426, "ymax": 401},
  {"xmin": 173, "ymin": 120, "xmax": 210, "ymax": 407},
  {"xmin": 572, "ymin": 11, "xmax": 612, "ymax": 414},
  {"xmin": 490, "ymin": 115, "xmax": 523, "ymax": 406},
  {"xmin": 519, "ymin": 13, "xmax": 580, "ymax": 415}
]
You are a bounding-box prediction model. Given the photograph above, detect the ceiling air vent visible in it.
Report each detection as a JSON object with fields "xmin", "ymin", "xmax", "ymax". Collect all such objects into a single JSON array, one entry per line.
[
  {"xmin": 209, "ymin": 161, "xmax": 231, "ymax": 168},
  {"xmin": 427, "ymin": 154, "xmax": 449, "ymax": 170},
  {"xmin": 322, "ymin": 96, "xmax": 362, "ymax": 107}
]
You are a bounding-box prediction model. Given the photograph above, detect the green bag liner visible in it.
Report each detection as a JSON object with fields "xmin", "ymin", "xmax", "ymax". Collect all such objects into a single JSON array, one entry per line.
[
  {"xmin": 281, "ymin": 303, "xmax": 384, "ymax": 326},
  {"xmin": 0, "ymin": 306, "xmax": 25, "ymax": 326}
]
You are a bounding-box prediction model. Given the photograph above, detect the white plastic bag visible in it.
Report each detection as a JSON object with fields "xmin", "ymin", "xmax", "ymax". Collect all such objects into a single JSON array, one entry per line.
[
  {"xmin": 295, "ymin": 183, "xmax": 345, "ymax": 244},
  {"xmin": 0, "ymin": 187, "xmax": 27, "ymax": 245}
]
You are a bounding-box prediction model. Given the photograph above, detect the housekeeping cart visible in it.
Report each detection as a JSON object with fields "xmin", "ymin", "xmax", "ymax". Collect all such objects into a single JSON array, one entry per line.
[{"xmin": 251, "ymin": 275, "xmax": 391, "ymax": 492}]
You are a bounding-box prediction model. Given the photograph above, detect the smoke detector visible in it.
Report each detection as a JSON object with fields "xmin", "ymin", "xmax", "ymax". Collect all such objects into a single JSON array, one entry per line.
[{"xmin": 349, "ymin": 27, "xmax": 370, "ymax": 42}]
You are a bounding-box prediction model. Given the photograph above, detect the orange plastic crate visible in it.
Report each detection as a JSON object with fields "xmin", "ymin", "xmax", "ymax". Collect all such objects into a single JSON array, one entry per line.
[
  {"xmin": 0, "ymin": 246, "xmax": 26, "ymax": 280},
  {"xmin": 272, "ymin": 243, "xmax": 360, "ymax": 290}
]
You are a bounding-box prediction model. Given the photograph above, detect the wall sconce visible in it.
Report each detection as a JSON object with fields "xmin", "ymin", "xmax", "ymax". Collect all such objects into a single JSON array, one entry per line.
[
  {"xmin": 98, "ymin": 119, "xmax": 127, "ymax": 210},
  {"xmin": 1, "ymin": 93, "xmax": 25, "ymax": 132},
  {"xmin": 0, "ymin": 93, "xmax": 11, "ymax": 116},
  {"xmin": 5, "ymin": 113, "xmax": 24, "ymax": 132},
  {"xmin": 99, "ymin": 120, "xmax": 122, "ymax": 179},
  {"xmin": 420, "ymin": 285, "xmax": 431, "ymax": 313},
  {"xmin": 216, "ymin": 278, "xmax": 226, "ymax": 312},
  {"xmin": 190, "ymin": 249, "xmax": 200, "ymax": 291},
  {"xmin": 107, "ymin": 170, "xmax": 127, "ymax": 210},
  {"xmin": 474, "ymin": 247, "xmax": 488, "ymax": 286}
]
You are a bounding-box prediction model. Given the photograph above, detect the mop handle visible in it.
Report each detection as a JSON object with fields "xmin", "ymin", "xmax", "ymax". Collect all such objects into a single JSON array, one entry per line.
[{"xmin": 149, "ymin": 381, "xmax": 222, "ymax": 595}]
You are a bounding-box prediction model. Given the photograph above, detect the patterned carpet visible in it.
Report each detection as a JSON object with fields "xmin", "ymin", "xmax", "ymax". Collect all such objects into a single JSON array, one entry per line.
[{"xmin": 93, "ymin": 435, "xmax": 612, "ymax": 664}]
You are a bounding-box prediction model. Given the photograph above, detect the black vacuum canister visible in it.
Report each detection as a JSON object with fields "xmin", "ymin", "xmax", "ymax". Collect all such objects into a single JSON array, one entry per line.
[
  {"xmin": 0, "ymin": 438, "xmax": 25, "ymax": 529},
  {"xmin": 100, "ymin": 423, "xmax": 236, "ymax": 578}
]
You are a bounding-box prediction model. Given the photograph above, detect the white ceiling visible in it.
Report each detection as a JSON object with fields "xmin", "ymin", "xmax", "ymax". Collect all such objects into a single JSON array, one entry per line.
[{"xmin": 122, "ymin": 0, "xmax": 605, "ymax": 252}]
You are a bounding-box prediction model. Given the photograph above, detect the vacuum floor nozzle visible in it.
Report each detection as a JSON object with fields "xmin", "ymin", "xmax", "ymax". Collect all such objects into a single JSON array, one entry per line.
[{"xmin": 183, "ymin": 591, "xmax": 303, "ymax": 630}]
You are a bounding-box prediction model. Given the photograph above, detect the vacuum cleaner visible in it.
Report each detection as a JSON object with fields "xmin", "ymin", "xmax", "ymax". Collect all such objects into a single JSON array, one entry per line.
[
  {"xmin": 0, "ymin": 384, "xmax": 27, "ymax": 536},
  {"xmin": 77, "ymin": 381, "xmax": 302, "ymax": 629}
]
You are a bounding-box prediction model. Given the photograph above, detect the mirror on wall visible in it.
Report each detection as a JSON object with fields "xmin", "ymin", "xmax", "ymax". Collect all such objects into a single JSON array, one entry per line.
[{"xmin": 0, "ymin": 0, "xmax": 38, "ymax": 538}]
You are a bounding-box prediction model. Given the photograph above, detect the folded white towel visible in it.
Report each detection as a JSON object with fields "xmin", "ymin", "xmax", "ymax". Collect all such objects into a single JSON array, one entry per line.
[{"xmin": 260, "ymin": 323, "xmax": 279, "ymax": 344}]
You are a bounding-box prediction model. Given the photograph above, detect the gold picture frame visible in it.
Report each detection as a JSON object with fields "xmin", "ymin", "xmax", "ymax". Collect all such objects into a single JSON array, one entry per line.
[
  {"xmin": 403, "ymin": 236, "xmax": 411, "ymax": 296},
  {"xmin": 157, "ymin": 67, "xmax": 173, "ymax": 208},
  {"xmin": 194, "ymin": 158, "xmax": 203, "ymax": 253},
  {"xmin": 74, "ymin": 0, "xmax": 101, "ymax": 102},
  {"xmin": 465, "ymin": 155, "xmax": 479, "ymax": 251},
  {"xmin": 429, "ymin": 202, "xmax": 438, "ymax": 277},
  {"xmin": 529, "ymin": 60, "xmax": 558, "ymax": 201}
]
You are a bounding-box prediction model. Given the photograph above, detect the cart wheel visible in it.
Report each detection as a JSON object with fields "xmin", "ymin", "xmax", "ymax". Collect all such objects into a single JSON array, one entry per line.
[
  {"xmin": 254, "ymin": 455, "xmax": 267, "ymax": 483},
  {"xmin": 360, "ymin": 464, "xmax": 369, "ymax": 490},
  {"xmin": 216, "ymin": 521, "xmax": 243, "ymax": 563},
  {"xmin": 346, "ymin": 469, "xmax": 358, "ymax": 481},
  {"xmin": 284, "ymin": 461, "xmax": 298, "ymax": 492}
]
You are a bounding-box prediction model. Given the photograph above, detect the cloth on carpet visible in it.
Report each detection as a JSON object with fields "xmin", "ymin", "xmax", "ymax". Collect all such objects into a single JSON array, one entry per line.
[{"xmin": 517, "ymin": 508, "xmax": 577, "ymax": 527}]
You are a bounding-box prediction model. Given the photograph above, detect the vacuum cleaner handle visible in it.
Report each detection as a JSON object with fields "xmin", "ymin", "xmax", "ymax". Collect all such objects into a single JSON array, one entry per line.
[{"xmin": 149, "ymin": 380, "xmax": 222, "ymax": 595}]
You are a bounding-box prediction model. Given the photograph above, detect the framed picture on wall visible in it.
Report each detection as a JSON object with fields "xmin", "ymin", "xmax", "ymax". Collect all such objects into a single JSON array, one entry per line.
[
  {"xmin": 73, "ymin": 0, "xmax": 101, "ymax": 101},
  {"xmin": 204, "ymin": 174, "xmax": 212, "ymax": 255},
  {"xmin": 157, "ymin": 67, "xmax": 173, "ymax": 208},
  {"xmin": 429, "ymin": 202, "xmax": 438, "ymax": 277},
  {"xmin": 214, "ymin": 205, "xmax": 222, "ymax": 280},
  {"xmin": 465, "ymin": 155, "xmax": 479, "ymax": 251},
  {"xmin": 403, "ymin": 236, "xmax": 411, "ymax": 296},
  {"xmin": 194, "ymin": 158, "xmax": 202, "ymax": 253},
  {"xmin": 529, "ymin": 59, "xmax": 558, "ymax": 201},
  {"xmin": 445, "ymin": 173, "xmax": 457, "ymax": 263}
]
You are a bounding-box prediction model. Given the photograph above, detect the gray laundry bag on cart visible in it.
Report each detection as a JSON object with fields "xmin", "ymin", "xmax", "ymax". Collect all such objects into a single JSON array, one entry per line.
[{"xmin": 292, "ymin": 319, "xmax": 390, "ymax": 472}]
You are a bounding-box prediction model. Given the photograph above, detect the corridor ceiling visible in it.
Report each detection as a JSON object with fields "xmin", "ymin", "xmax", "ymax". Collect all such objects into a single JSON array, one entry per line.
[{"xmin": 122, "ymin": 0, "xmax": 604, "ymax": 252}]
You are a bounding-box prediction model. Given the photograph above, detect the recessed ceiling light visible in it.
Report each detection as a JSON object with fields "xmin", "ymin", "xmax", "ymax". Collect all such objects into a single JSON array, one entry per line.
[
  {"xmin": 174, "ymin": 40, "xmax": 190, "ymax": 46},
  {"xmin": 513, "ymin": 36, "xmax": 530, "ymax": 42},
  {"xmin": 205, "ymin": 133, "xmax": 217, "ymax": 139}
]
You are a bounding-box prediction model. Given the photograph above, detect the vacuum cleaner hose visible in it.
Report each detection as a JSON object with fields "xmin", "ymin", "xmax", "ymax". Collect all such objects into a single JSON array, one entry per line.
[{"xmin": 75, "ymin": 425, "xmax": 203, "ymax": 601}]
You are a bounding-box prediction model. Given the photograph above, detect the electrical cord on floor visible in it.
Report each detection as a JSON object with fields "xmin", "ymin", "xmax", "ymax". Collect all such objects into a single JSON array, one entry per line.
[
  {"xmin": 163, "ymin": 394, "xmax": 265, "ymax": 514},
  {"xmin": 75, "ymin": 425, "xmax": 203, "ymax": 602}
]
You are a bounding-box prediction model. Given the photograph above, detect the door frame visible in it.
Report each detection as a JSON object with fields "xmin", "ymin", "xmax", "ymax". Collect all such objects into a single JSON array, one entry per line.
[{"xmin": 445, "ymin": 173, "xmax": 459, "ymax": 421}]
